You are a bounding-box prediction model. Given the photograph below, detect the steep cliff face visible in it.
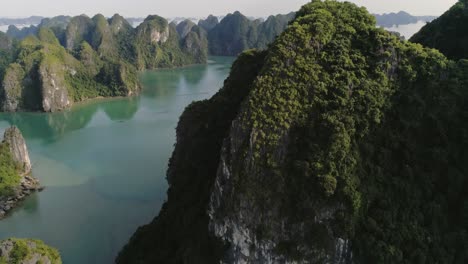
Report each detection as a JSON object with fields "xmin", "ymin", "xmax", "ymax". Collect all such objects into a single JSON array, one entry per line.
[
  {"xmin": 119, "ymin": 1, "xmax": 468, "ymax": 263},
  {"xmin": 0, "ymin": 29, "xmax": 78, "ymax": 112},
  {"xmin": 0, "ymin": 239, "xmax": 62, "ymax": 264},
  {"xmin": 38, "ymin": 59, "xmax": 71, "ymax": 112}
]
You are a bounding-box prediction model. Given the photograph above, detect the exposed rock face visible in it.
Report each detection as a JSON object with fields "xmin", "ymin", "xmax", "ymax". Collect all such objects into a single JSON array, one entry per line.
[
  {"xmin": 3, "ymin": 126, "xmax": 31, "ymax": 174},
  {"xmin": 0, "ymin": 239, "xmax": 62, "ymax": 264},
  {"xmin": 150, "ymin": 26, "xmax": 169, "ymax": 44},
  {"xmin": 208, "ymin": 110, "xmax": 352, "ymax": 264},
  {"xmin": 136, "ymin": 15, "xmax": 171, "ymax": 45},
  {"xmin": 39, "ymin": 61, "xmax": 71, "ymax": 112}
]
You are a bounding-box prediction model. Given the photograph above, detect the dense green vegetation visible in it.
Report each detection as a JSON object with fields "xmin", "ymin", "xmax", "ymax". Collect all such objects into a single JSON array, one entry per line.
[
  {"xmin": 237, "ymin": 1, "xmax": 468, "ymax": 262},
  {"xmin": 0, "ymin": 239, "xmax": 61, "ymax": 264},
  {"xmin": 411, "ymin": 0, "xmax": 468, "ymax": 60},
  {"xmin": 0, "ymin": 142, "xmax": 20, "ymax": 196},
  {"xmin": 120, "ymin": 0, "xmax": 468, "ymax": 263},
  {"xmin": 117, "ymin": 49, "xmax": 267, "ymax": 264}
]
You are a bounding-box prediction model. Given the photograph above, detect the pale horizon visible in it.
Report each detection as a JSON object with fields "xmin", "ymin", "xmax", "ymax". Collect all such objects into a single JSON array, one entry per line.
[{"xmin": 0, "ymin": 0, "xmax": 459, "ymax": 19}]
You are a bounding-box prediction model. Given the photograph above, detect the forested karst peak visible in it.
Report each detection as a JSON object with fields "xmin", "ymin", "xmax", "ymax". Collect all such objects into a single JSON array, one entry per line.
[{"xmin": 119, "ymin": 0, "xmax": 468, "ymax": 263}]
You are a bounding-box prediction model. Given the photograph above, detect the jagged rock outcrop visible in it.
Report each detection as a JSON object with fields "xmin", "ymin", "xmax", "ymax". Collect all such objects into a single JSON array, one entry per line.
[
  {"xmin": 0, "ymin": 126, "xmax": 41, "ymax": 219},
  {"xmin": 119, "ymin": 1, "xmax": 468, "ymax": 263},
  {"xmin": 39, "ymin": 64, "xmax": 71, "ymax": 112},
  {"xmin": 0, "ymin": 239, "xmax": 62, "ymax": 264},
  {"xmin": 3, "ymin": 126, "xmax": 31, "ymax": 174}
]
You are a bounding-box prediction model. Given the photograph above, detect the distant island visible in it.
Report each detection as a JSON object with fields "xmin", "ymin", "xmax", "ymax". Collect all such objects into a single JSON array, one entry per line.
[
  {"xmin": 374, "ymin": 11, "xmax": 437, "ymax": 27},
  {"xmin": 0, "ymin": 16, "xmax": 44, "ymax": 26}
]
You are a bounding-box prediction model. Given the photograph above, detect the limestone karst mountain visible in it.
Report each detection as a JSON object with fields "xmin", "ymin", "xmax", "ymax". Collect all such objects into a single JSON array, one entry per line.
[{"xmin": 118, "ymin": 1, "xmax": 468, "ymax": 263}]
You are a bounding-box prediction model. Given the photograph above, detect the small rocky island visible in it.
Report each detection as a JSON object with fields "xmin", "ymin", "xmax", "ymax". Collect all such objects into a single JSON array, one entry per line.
[
  {"xmin": 0, "ymin": 126, "xmax": 41, "ymax": 219},
  {"xmin": 0, "ymin": 238, "xmax": 62, "ymax": 264}
]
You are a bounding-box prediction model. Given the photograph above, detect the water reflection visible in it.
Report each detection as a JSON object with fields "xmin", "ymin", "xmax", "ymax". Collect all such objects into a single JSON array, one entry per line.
[
  {"xmin": 0, "ymin": 56, "xmax": 236, "ymax": 264},
  {"xmin": 102, "ymin": 96, "xmax": 140, "ymax": 122},
  {"xmin": 385, "ymin": 21, "xmax": 428, "ymax": 40}
]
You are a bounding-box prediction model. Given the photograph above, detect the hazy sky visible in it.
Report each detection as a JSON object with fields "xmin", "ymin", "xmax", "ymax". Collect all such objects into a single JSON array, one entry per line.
[{"xmin": 0, "ymin": 0, "xmax": 459, "ymax": 18}]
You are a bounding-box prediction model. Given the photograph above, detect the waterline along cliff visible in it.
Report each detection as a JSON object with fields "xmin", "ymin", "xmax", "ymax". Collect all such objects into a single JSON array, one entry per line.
[{"xmin": 118, "ymin": 0, "xmax": 468, "ymax": 263}]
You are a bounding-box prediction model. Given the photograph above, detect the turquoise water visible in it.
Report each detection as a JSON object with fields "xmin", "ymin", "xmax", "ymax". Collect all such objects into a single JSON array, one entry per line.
[{"xmin": 0, "ymin": 56, "xmax": 235, "ymax": 264}]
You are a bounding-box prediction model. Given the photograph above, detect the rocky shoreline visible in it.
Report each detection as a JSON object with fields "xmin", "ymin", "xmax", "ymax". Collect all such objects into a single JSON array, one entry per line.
[{"xmin": 0, "ymin": 174, "xmax": 43, "ymax": 219}]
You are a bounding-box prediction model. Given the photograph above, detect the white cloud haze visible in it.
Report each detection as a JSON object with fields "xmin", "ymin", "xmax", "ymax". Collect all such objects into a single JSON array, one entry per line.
[{"xmin": 0, "ymin": 0, "xmax": 459, "ymax": 18}]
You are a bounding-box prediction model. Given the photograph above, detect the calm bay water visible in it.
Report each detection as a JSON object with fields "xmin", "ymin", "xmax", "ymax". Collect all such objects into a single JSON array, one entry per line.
[
  {"xmin": 385, "ymin": 20, "xmax": 428, "ymax": 40},
  {"xmin": 0, "ymin": 56, "xmax": 235, "ymax": 264}
]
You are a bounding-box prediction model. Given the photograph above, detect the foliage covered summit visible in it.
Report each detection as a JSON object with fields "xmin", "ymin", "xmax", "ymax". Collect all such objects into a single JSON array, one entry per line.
[{"xmin": 119, "ymin": 0, "xmax": 468, "ymax": 263}]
